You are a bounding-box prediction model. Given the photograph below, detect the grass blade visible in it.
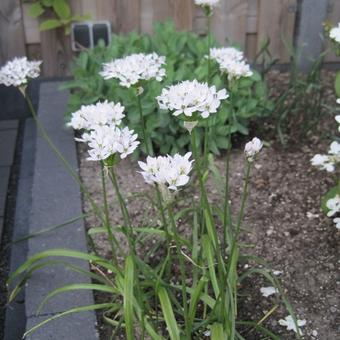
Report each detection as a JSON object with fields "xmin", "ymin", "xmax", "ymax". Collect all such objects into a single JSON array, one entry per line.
[
  {"xmin": 124, "ymin": 255, "xmax": 135, "ymax": 340},
  {"xmin": 158, "ymin": 286, "xmax": 180, "ymax": 340}
]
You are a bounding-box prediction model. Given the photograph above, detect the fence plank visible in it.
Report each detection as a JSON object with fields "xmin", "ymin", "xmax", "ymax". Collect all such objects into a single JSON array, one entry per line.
[
  {"xmin": 257, "ymin": 0, "xmax": 297, "ymax": 63},
  {"xmin": 172, "ymin": 0, "xmax": 193, "ymax": 31},
  {"xmin": 40, "ymin": 27, "xmax": 72, "ymax": 77},
  {"xmin": 212, "ymin": 0, "xmax": 248, "ymax": 48},
  {"xmin": 141, "ymin": 0, "xmax": 154, "ymax": 34},
  {"xmin": 152, "ymin": 0, "xmax": 172, "ymax": 22},
  {"xmin": 118, "ymin": 0, "xmax": 140, "ymax": 33},
  {"xmin": 325, "ymin": 0, "xmax": 340, "ymax": 62},
  {"xmin": 0, "ymin": 0, "xmax": 26, "ymax": 64}
]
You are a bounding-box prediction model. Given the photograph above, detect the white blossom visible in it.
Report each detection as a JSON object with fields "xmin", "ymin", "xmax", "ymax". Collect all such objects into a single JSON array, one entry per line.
[
  {"xmin": 138, "ymin": 152, "xmax": 193, "ymax": 190},
  {"xmin": 330, "ymin": 23, "xmax": 340, "ymax": 44},
  {"xmin": 100, "ymin": 53, "xmax": 166, "ymax": 87},
  {"xmin": 68, "ymin": 101, "xmax": 125, "ymax": 130},
  {"xmin": 209, "ymin": 47, "xmax": 252, "ymax": 81},
  {"xmin": 260, "ymin": 286, "xmax": 278, "ymax": 297},
  {"xmin": 278, "ymin": 315, "xmax": 306, "ymax": 334},
  {"xmin": 244, "ymin": 137, "xmax": 263, "ymax": 161},
  {"xmin": 333, "ymin": 217, "xmax": 340, "ymax": 230},
  {"xmin": 311, "ymin": 154, "xmax": 335, "ymax": 172},
  {"xmin": 157, "ymin": 80, "xmax": 228, "ymax": 121},
  {"xmin": 335, "ymin": 115, "xmax": 340, "ymax": 132},
  {"xmin": 0, "ymin": 57, "xmax": 41, "ymax": 87},
  {"xmin": 329, "ymin": 141, "xmax": 340, "ymax": 155},
  {"xmin": 336, "ymin": 99, "xmax": 340, "ymax": 105},
  {"xmin": 209, "ymin": 47, "xmax": 244, "ymax": 65},
  {"xmin": 326, "ymin": 195, "xmax": 340, "ymax": 217},
  {"xmin": 195, "ymin": 0, "xmax": 220, "ymax": 9},
  {"xmin": 77, "ymin": 125, "xmax": 139, "ymax": 161}
]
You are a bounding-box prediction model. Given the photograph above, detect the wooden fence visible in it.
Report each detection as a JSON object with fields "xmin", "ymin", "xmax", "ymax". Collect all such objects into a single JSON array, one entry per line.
[{"xmin": 0, "ymin": 0, "xmax": 339, "ymax": 76}]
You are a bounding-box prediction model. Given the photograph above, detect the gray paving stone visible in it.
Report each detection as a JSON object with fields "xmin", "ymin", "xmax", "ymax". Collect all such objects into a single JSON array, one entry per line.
[
  {"xmin": 25, "ymin": 82, "xmax": 98, "ymax": 339},
  {"xmin": 0, "ymin": 129, "xmax": 17, "ymax": 166},
  {"xmin": 0, "ymin": 119, "xmax": 19, "ymax": 130},
  {"xmin": 26, "ymin": 313, "xmax": 99, "ymax": 340},
  {"xmin": 0, "ymin": 166, "xmax": 10, "ymax": 217},
  {"xmin": 4, "ymin": 119, "xmax": 36, "ymax": 340}
]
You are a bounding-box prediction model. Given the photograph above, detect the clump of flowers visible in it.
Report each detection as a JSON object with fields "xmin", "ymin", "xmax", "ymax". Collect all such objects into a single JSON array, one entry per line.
[
  {"xmin": 244, "ymin": 137, "xmax": 263, "ymax": 162},
  {"xmin": 156, "ymin": 80, "xmax": 228, "ymax": 127},
  {"xmin": 100, "ymin": 52, "xmax": 166, "ymax": 88},
  {"xmin": 78, "ymin": 125, "xmax": 139, "ymax": 161},
  {"xmin": 138, "ymin": 152, "xmax": 193, "ymax": 190},
  {"xmin": 209, "ymin": 47, "xmax": 253, "ymax": 81},
  {"xmin": 67, "ymin": 101, "xmax": 125, "ymax": 130},
  {"xmin": 0, "ymin": 57, "xmax": 41, "ymax": 88}
]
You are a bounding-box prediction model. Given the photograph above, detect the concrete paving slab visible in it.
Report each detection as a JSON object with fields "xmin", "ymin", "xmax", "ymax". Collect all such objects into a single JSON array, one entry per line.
[
  {"xmin": 25, "ymin": 82, "xmax": 98, "ymax": 339},
  {"xmin": 0, "ymin": 129, "xmax": 17, "ymax": 166},
  {"xmin": 4, "ymin": 118, "xmax": 36, "ymax": 340},
  {"xmin": 0, "ymin": 120, "xmax": 19, "ymax": 130},
  {"xmin": 26, "ymin": 313, "xmax": 99, "ymax": 340}
]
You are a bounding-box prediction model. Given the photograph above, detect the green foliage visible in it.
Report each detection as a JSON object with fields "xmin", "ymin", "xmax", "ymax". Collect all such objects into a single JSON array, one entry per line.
[
  {"xmin": 64, "ymin": 21, "xmax": 272, "ymax": 155},
  {"xmin": 321, "ymin": 185, "xmax": 339, "ymax": 215},
  {"xmin": 272, "ymin": 45, "xmax": 330, "ymax": 144},
  {"xmin": 28, "ymin": 0, "xmax": 90, "ymax": 35}
]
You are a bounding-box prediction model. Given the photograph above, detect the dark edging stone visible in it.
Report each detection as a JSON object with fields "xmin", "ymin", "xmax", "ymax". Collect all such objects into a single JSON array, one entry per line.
[{"xmin": 4, "ymin": 82, "xmax": 98, "ymax": 340}]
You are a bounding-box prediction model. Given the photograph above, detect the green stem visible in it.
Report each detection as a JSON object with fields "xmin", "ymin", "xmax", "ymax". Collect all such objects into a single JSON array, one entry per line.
[
  {"xmin": 137, "ymin": 92, "xmax": 153, "ymax": 156},
  {"xmin": 23, "ymin": 90, "xmax": 105, "ymax": 223},
  {"xmin": 100, "ymin": 162, "xmax": 120, "ymax": 266},
  {"xmin": 108, "ymin": 166, "xmax": 135, "ymax": 254},
  {"xmin": 167, "ymin": 203, "xmax": 189, "ymax": 339},
  {"xmin": 203, "ymin": 14, "xmax": 212, "ymax": 169}
]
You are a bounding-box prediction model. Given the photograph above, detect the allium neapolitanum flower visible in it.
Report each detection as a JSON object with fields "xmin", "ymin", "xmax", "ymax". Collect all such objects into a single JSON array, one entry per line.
[
  {"xmin": 244, "ymin": 137, "xmax": 263, "ymax": 161},
  {"xmin": 77, "ymin": 125, "xmax": 140, "ymax": 161},
  {"xmin": 326, "ymin": 194, "xmax": 340, "ymax": 217},
  {"xmin": 329, "ymin": 22, "xmax": 340, "ymax": 44},
  {"xmin": 157, "ymin": 80, "xmax": 228, "ymax": 126},
  {"xmin": 100, "ymin": 53, "xmax": 166, "ymax": 88},
  {"xmin": 138, "ymin": 152, "xmax": 193, "ymax": 190},
  {"xmin": 311, "ymin": 141, "xmax": 340, "ymax": 172},
  {"xmin": 0, "ymin": 57, "xmax": 41, "ymax": 87},
  {"xmin": 278, "ymin": 315, "xmax": 306, "ymax": 334},
  {"xmin": 209, "ymin": 47, "xmax": 253, "ymax": 81},
  {"xmin": 194, "ymin": 0, "xmax": 220, "ymax": 9},
  {"xmin": 68, "ymin": 101, "xmax": 125, "ymax": 130}
]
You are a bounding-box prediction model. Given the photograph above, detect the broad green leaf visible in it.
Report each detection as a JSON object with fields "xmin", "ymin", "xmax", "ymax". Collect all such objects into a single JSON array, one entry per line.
[
  {"xmin": 28, "ymin": 3, "xmax": 45, "ymax": 18},
  {"xmin": 39, "ymin": 19, "xmax": 63, "ymax": 31},
  {"xmin": 53, "ymin": 0, "xmax": 71, "ymax": 19}
]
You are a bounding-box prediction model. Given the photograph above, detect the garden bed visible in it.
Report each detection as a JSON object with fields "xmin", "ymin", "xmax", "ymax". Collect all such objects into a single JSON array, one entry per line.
[{"xmin": 78, "ymin": 70, "xmax": 339, "ymax": 340}]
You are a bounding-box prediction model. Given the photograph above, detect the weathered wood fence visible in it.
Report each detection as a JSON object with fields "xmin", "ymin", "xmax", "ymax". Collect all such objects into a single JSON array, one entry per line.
[{"xmin": 0, "ymin": 0, "xmax": 339, "ymax": 76}]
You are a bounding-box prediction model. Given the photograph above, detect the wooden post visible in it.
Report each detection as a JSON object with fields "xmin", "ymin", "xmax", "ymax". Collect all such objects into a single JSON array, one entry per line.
[
  {"xmin": 257, "ymin": 0, "xmax": 297, "ymax": 63},
  {"xmin": 40, "ymin": 27, "xmax": 72, "ymax": 77},
  {"xmin": 212, "ymin": 0, "xmax": 248, "ymax": 47},
  {"xmin": 296, "ymin": 0, "xmax": 329, "ymax": 72},
  {"xmin": 0, "ymin": 0, "xmax": 26, "ymax": 64},
  {"xmin": 118, "ymin": 0, "xmax": 140, "ymax": 33}
]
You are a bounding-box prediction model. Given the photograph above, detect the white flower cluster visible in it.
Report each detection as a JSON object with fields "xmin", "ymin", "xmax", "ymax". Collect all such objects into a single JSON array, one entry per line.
[
  {"xmin": 157, "ymin": 80, "xmax": 228, "ymax": 120},
  {"xmin": 330, "ymin": 22, "xmax": 340, "ymax": 44},
  {"xmin": 100, "ymin": 53, "xmax": 166, "ymax": 88},
  {"xmin": 138, "ymin": 152, "xmax": 193, "ymax": 190},
  {"xmin": 311, "ymin": 141, "xmax": 340, "ymax": 172},
  {"xmin": 78, "ymin": 125, "xmax": 139, "ymax": 161},
  {"xmin": 209, "ymin": 47, "xmax": 253, "ymax": 81},
  {"xmin": 244, "ymin": 137, "xmax": 263, "ymax": 161},
  {"xmin": 68, "ymin": 101, "xmax": 125, "ymax": 130},
  {"xmin": 0, "ymin": 57, "xmax": 41, "ymax": 87},
  {"xmin": 194, "ymin": 0, "xmax": 220, "ymax": 9}
]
